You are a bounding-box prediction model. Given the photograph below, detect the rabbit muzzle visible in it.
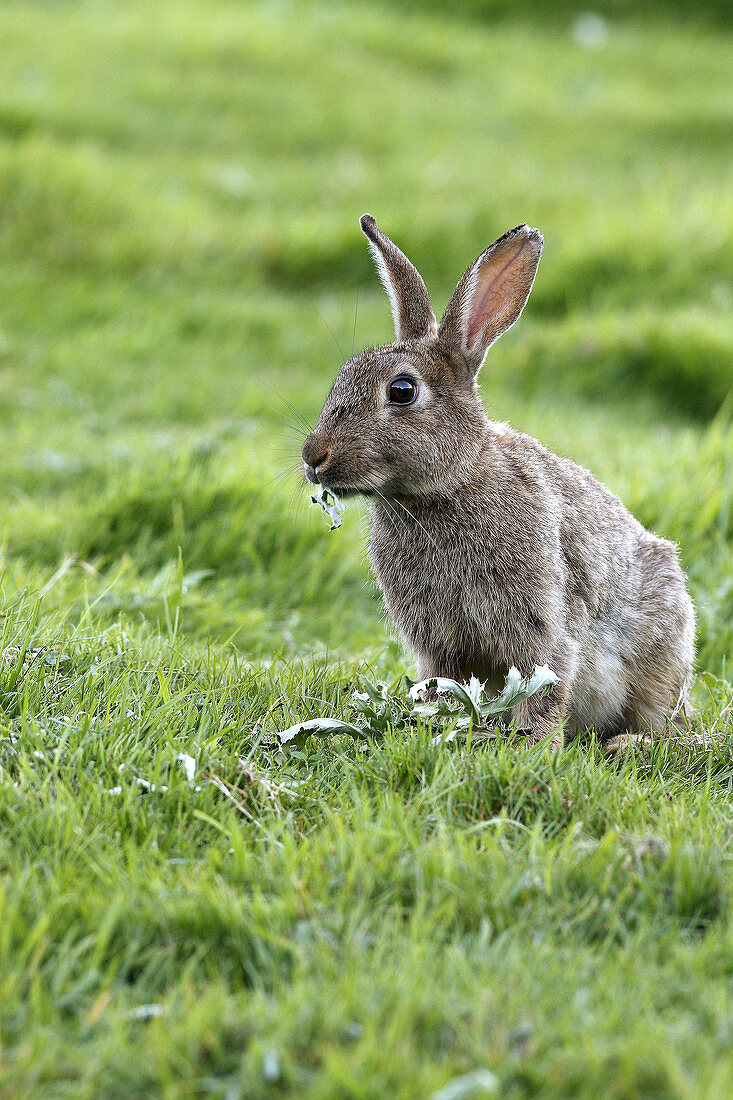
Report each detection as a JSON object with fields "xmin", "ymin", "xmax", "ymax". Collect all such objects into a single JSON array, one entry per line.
[
  {"xmin": 301, "ymin": 432, "xmax": 332, "ymax": 485},
  {"xmin": 302, "ymin": 430, "xmax": 380, "ymax": 496}
]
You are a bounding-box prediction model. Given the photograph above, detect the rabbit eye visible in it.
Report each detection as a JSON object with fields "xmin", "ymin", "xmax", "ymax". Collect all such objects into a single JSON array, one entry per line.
[{"xmin": 387, "ymin": 377, "xmax": 417, "ymax": 405}]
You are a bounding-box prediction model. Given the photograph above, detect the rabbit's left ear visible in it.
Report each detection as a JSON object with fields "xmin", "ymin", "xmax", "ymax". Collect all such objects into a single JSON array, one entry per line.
[
  {"xmin": 439, "ymin": 224, "xmax": 543, "ymax": 376},
  {"xmin": 360, "ymin": 214, "xmax": 437, "ymax": 341}
]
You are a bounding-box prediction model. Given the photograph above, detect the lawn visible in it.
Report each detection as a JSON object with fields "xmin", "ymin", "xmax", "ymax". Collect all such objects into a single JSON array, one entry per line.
[{"xmin": 0, "ymin": 0, "xmax": 732, "ymax": 1095}]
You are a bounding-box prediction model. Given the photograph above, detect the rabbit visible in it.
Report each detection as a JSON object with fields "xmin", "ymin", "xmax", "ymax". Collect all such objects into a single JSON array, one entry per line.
[{"xmin": 301, "ymin": 214, "xmax": 695, "ymax": 750}]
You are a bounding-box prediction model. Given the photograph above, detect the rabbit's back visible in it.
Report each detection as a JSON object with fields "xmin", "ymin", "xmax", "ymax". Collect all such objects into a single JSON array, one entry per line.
[{"xmin": 516, "ymin": 428, "xmax": 694, "ymax": 732}]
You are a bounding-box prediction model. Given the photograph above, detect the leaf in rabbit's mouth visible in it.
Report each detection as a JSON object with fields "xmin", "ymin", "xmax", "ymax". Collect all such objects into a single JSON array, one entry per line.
[{"xmin": 310, "ymin": 485, "xmax": 345, "ymax": 530}]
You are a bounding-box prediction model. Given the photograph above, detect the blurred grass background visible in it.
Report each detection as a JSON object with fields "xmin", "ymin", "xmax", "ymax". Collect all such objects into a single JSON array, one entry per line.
[
  {"xmin": 1, "ymin": 1, "xmax": 733, "ymax": 1094},
  {"xmin": 1, "ymin": 0, "xmax": 731, "ymax": 666}
]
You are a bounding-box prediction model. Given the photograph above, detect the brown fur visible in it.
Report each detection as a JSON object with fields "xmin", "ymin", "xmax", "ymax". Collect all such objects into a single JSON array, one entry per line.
[{"xmin": 301, "ymin": 216, "xmax": 695, "ymax": 747}]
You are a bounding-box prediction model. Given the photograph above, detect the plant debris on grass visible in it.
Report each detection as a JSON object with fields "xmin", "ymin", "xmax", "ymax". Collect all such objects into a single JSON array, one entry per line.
[{"xmin": 273, "ymin": 665, "xmax": 559, "ymax": 745}]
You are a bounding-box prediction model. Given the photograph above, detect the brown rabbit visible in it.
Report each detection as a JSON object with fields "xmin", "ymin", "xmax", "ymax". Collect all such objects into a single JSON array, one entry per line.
[{"xmin": 301, "ymin": 215, "xmax": 695, "ymax": 749}]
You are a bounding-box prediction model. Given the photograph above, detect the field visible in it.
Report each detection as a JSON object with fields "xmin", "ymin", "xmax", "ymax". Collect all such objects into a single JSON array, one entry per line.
[{"xmin": 1, "ymin": 0, "xmax": 732, "ymax": 1095}]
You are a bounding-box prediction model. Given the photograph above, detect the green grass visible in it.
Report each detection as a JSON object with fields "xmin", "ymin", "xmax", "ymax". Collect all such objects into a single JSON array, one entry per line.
[{"xmin": 1, "ymin": 0, "xmax": 732, "ymax": 1094}]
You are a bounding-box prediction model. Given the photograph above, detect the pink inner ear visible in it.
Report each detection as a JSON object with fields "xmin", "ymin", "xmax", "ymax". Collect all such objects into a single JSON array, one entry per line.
[{"xmin": 466, "ymin": 239, "xmax": 530, "ymax": 350}]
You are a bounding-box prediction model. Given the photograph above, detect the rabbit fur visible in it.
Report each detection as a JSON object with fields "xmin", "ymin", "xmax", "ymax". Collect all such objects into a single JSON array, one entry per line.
[{"xmin": 302, "ymin": 215, "xmax": 695, "ymax": 747}]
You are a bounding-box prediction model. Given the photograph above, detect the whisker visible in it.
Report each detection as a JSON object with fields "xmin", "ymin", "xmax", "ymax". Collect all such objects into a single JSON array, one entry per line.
[
  {"xmin": 273, "ymin": 416, "xmax": 308, "ymax": 440},
  {"xmin": 271, "ymin": 444, "xmax": 306, "ymax": 461},
  {"xmin": 313, "ymin": 354, "xmax": 339, "ymax": 369},
  {"xmin": 364, "ymin": 480, "xmax": 402, "ymax": 539},
  {"xmin": 351, "ymin": 287, "xmax": 360, "ymax": 357},
  {"xmin": 270, "ymin": 443, "xmax": 306, "ymax": 464},
  {"xmin": 272, "ymin": 435, "xmax": 305, "ymax": 453},
  {"xmin": 315, "ymin": 309, "xmax": 345, "ymax": 363},
  {"xmin": 277, "ymin": 393, "xmax": 315, "ymax": 434},
  {"xmin": 262, "ymin": 464, "xmax": 303, "ymax": 491},
  {"xmin": 287, "ymin": 479, "xmax": 307, "ymax": 518},
  {"xmin": 262, "ymin": 382, "xmax": 315, "ymax": 434},
  {"xmin": 389, "ymin": 495, "xmax": 442, "ymax": 554}
]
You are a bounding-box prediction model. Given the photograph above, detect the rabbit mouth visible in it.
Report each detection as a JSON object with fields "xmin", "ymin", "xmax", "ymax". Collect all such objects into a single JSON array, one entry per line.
[
  {"xmin": 314, "ymin": 474, "xmax": 384, "ymax": 499},
  {"xmin": 320, "ymin": 482, "xmax": 366, "ymax": 498}
]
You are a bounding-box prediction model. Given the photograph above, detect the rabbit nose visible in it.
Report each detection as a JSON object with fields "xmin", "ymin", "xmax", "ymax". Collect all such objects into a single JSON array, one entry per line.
[{"xmin": 302, "ymin": 435, "xmax": 331, "ymax": 483}]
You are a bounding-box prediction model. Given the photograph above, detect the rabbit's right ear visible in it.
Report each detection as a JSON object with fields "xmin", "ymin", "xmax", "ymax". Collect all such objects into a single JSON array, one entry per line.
[
  {"xmin": 438, "ymin": 225, "xmax": 543, "ymax": 376},
  {"xmin": 360, "ymin": 214, "xmax": 437, "ymax": 341}
]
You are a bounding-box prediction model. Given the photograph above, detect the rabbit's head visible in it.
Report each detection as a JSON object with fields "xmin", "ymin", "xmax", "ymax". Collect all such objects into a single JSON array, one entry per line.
[{"xmin": 302, "ymin": 215, "xmax": 542, "ymax": 500}]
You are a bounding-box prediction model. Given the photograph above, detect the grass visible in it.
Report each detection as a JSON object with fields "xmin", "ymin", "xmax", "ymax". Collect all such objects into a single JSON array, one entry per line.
[{"xmin": 0, "ymin": 0, "xmax": 732, "ymax": 1094}]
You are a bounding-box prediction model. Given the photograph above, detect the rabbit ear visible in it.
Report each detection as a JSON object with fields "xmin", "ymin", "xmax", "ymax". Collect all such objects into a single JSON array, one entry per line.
[
  {"xmin": 438, "ymin": 225, "xmax": 543, "ymax": 375},
  {"xmin": 360, "ymin": 214, "xmax": 437, "ymax": 341}
]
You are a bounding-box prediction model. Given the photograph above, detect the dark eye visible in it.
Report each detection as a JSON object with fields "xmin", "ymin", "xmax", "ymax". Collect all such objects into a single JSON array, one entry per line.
[{"xmin": 387, "ymin": 377, "xmax": 417, "ymax": 405}]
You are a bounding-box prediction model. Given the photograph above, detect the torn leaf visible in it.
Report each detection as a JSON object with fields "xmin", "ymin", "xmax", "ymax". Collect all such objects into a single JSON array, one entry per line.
[
  {"xmin": 310, "ymin": 485, "xmax": 345, "ymax": 530},
  {"xmin": 481, "ymin": 664, "xmax": 558, "ymax": 716},
  {"xmin": 276, "ymin": 716, "xmax": 365, "ymax": 745},
  {"xmin": 409, "ymin": 676, "xmax": 483, "ymax": 725},
  {"xmin": 429, "ymin": 1068, "xmax": 499, "ymax": 1100}
]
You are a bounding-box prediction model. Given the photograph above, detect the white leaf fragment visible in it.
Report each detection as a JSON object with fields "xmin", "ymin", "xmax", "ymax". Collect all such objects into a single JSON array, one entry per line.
[
  {"xmin": 572, "ymin": 12, "xmax": 609, "ymax": 49},
  {"xmin": 310, "ymin": 485, "xmax": 345, "ymax": 530},
  {"xmin": 262, "ymin": 1050, "xmax": 281, "ymax": 1083},
  {"xmin": 177, "ymin": 752, "xmax": 197, "ymax": 782},
  {"xmin": 132, "ymin": 1003, "xmax": 166, "ymax": 1021},
  {"xmin": 134, "ymin": 777, "xmax": 168, "ymax": 793},
  {"xmin": 429, "ymin": 1069, "xmax": 500, "ymax": 1100}
]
